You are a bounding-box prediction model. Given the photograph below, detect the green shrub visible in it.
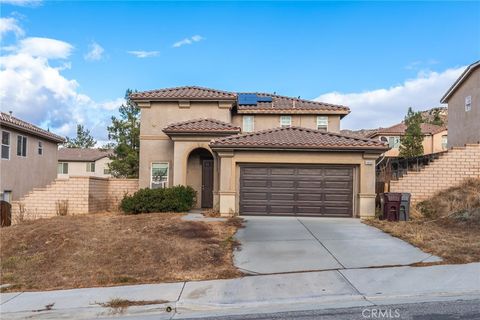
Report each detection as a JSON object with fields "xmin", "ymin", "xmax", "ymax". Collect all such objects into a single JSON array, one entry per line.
[{"xmin": 120, "ymin": 186, "xmax": 196, "ymax": 214}]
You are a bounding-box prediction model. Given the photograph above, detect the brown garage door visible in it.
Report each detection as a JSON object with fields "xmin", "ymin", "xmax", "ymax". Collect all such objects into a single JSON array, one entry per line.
[{"xmin": 240, "ymin": 164, "xmax": 354, "ymax": 217}]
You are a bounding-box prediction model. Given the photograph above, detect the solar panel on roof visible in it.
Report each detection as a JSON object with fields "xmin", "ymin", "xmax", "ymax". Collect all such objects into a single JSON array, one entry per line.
[
  {"xmin": 238, "ymin": 93, "xmax": 258, "ymax": 105},
  {"xmin": 257, "ymin": 96, "xmax": 273, "ymax": 103}
]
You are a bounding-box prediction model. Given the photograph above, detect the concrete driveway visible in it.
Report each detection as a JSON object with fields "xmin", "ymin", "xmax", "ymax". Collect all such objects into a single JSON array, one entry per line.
[{"xmin": 234, "ymin": 216, "xmax": 440, "ymax": 274}]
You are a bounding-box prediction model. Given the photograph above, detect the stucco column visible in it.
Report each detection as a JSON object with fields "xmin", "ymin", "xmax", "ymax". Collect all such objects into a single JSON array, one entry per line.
[
  {"xmin": 217, "ymin": 150, "xmax": 236, "ymax": 216},
  {"xmin": 173, "ymin": 141, "xmax": 186, "ymax": 186},
  {"xmin": 358, "ymin": 153, "xmax": 378, "ymax": 218}
]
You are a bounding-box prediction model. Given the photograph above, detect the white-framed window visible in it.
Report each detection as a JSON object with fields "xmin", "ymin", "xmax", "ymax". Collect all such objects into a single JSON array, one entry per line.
[
  {"xmin": 58, "ymin": 162, "xmax": 68, "ymax": 174},
  {"xmin": 380, "ymin": 136, "xmax": 400, "ymax": 149},
  {"xmin": 316, "ymin": 116, "xmax": 328, "ymax": 131},
  {"xmin": 280, "ymin": 115, "xmax": 292, "ymax": 127},
  {"xmin": 465, "ymin": 95, "xmax": 472, "ymax": 112},
  {"xmin": 1, "ymin": 131, "xmax": 10, "ymax": 160},
  {"xmin": 17, "ymin": 135, "xmax": 27, "ymax": 157},
  {"xmin": 151, "ymin": 162, "xmax": 169, "ymax": 189},
  {"xmin": 441, "ymin": 135, "xmax": 448, "ymax": 150},
  {"xmin": 86, "ymin": 162, "xmax": 95, "ymax": 172},
  {"xmin": 38, "ymin": 141, "xmax": 43, "ymax": 155},
  {"xmin": 243, "ymin": 115, "xmax": 254, "ymax": 132},
  {"xmin": 104, "ymin": 168, "xmax": 110, "ymax": 175}
]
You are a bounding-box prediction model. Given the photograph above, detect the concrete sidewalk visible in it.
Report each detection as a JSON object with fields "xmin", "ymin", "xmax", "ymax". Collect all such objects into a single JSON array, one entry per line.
[{"xmin": 1, "ymin": 263, "xmax": 479, "ymax": 319}]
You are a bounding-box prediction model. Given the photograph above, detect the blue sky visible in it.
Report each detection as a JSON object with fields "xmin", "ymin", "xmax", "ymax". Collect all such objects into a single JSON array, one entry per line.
[{"xmin": 1, "ymin": 1, "xmax": 479, "ymax": 141}]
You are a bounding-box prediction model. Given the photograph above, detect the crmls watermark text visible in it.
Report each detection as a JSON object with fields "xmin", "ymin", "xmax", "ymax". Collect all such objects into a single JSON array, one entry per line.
[{"xmin": 362, "ymin": 308, "xmax": 401, "ymax": 318}]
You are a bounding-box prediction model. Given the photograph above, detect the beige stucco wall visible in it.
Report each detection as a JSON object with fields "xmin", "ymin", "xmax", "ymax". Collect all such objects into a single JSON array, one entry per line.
[
  {"xmin": 57, "ymin": 157, "xmax": 112, "ymax": 179},
  {"xmin": 139, "ymin": 101, "xmax": 233, "ymax": 188},
  {"xmin": 215, "ymin": 150, "xmax": 380, "ymax": 218},
  {"xmin": 0, "ymin": 127, "xmax": 59, "ymax": 201},
  {"xmin": 447, "ymin": 68, "xmax": 480, "ymax": 147},
  {"xmin": 231, "ymin": 114, "xmax": 341, "ymax": 133}
]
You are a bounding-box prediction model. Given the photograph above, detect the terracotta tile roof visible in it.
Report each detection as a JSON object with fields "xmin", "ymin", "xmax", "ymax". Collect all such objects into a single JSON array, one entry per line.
[
  {"xmin": 0, "ymin": 112, "xmax": 64, "ymax": 143},
  {"xmin": 371, "ymin": 123, "xmax": 447, "ymax": 136},
  {"xmin": 130, "ymin": 86, "xmax": 349, "ymax": 115},
  {"xmin": 130, "ymin": 86, "xmax": 237, "ymax": 100},
  {"xmin": 163, "ymin": 118, "xmax": 241, "ymax": 135},
  {"xmin": 236, "ymin": 92, "xmax": 350, "ymax": 115},
  {"xmin": 58, "ymin": 148, "xmax": 112, "ymax": 162},
  {"xmin": 210, "ymin": 126, "xmax": 389, "ymax": 151}
]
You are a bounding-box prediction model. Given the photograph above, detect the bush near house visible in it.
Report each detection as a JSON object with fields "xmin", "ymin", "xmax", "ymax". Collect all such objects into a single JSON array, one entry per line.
[{"xmin": 120, "ymin": 186, "xmax": 196, "ymax": 214}]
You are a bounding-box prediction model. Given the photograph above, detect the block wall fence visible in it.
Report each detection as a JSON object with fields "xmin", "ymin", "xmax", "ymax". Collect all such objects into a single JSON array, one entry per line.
[
  {"xmin": 390, "ymin": 144, "xmax": 480, "ymax": 202},
  {"xmin": 11, "ymin": 176, "xmax": 139, "ymax": 223}
]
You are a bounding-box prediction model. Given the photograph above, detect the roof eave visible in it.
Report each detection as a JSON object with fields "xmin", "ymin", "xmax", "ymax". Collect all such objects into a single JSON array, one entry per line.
[
  {"xmin": 440, "ymin": 61, "xmax": 480, "ymax": 103},
  {"xmin": 209, "ymin": 145, "xmax": 389, "ymax": 152},
  {"xmin": 236, "ymin": 109, "xmax": 350, "ymax": 115},
  {"xmin": 163, "ymin": 130, "xmax": 240, "ymax": 136},
  {"xmin": 0, "ymin": 121, "xmax": 65, "ymax": 143}
]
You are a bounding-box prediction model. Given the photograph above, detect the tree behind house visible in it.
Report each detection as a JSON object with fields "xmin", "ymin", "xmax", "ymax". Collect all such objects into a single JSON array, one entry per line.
[
  {"xmin": 65, "ymin": 124, "xmax": 96, "ymax": 148},
  {"xmin": 399, "ymin": 107, "xmax": 424, "ymax": 158},
  {"xmin": 107, "ymin": 89, "xmax": 140, "ymax": 178}
]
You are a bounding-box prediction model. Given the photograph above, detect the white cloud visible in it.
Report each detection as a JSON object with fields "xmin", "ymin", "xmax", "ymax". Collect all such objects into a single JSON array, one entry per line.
[
  {"xmin": 172, "ymin": 35, "xmax": 204, "ymax": 48},
  {"xmin": 0, "ymin": 17, "xmax": 25, "ymax": 39},
  {"xmin": 315, "ymin": 66, "xmax": 465, "ymax": 130},
  {"xmin": 18, "ymin": 37, "xmax": 73, "ymax": 59},
  {"xmin": 127, "ymin": 50, "xmax": 159, "ymax": 58},
  {"xmin": 84, "ymin": 41, "xmax": 104, "ymax": 61},
  {"xmin": 0, "ymin": 0, "xmax": 42, "ymax": 6},
  {"xmin": 0, "ymin": 36, "xmax": 122, "ymax": 141}
]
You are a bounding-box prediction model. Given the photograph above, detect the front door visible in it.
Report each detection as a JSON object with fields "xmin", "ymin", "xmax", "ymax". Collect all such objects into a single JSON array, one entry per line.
[{"xmin": 201, "ymin": 159, "xmax": 214, "ymax": 208}]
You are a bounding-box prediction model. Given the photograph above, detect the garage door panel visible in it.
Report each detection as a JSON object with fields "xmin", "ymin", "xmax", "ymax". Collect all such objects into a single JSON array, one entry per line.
[
  {"xmin": 240, "ymin": 165, "xmax": 353, "ymax": 217},
  {"xmin": 297, "ymin": 181, "xmax": 322, "ymax": 188}
]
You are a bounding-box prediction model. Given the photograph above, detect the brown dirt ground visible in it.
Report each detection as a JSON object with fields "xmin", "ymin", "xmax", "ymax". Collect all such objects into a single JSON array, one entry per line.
[
  {"xmin": 364, "ymin": 218, "xmax": 480, "ymax": 265},
  {"xmin": 0, "ymin": 213, "xmax": 243, "ymax": 292}
]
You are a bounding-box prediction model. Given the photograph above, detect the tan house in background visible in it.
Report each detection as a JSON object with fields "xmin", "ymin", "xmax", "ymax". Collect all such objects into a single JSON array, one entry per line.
[
  {"xmin": 367, "ymin": 123, "xmax": 448, "ymax": 157},
  {"xmin": 57, "ymin": 148, "xmax": 112, "ymax": 178},
  {"xmin": 1, "ymin": 112, "xmax": 64, "ymax": 201},
  {"xmin": 131, "ymin": 86, "xmax": 388, "ymax": 218},
  {"xmin": 441, "ymin": 60, "xmax": 480, "ymax": 148}
]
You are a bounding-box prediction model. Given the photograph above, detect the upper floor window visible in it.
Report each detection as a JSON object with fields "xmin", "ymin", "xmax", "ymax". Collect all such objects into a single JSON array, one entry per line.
[
  {"xmin": 1, "ymin": 131, "xmax": 10, "ymax": 160},
  {"xmin": 151, "ymin": 162, "xmax": 169, "ymax": 189},
  {"xmin": 441, "ymin": 135, "xmax": 448, "ymax": 150},
  {"xmin": 17, "ymin": 135, "xmax": 27, "ymax": 157},
  {"xmin": 465, "ymin": 96, "xmax": 472, "ymax": 112},
  {"xmin": 243, "ymin": 116, "xmax": 254, "ymax": 132},
  {"xmin": 38, "ymin": 141, "xmax": 43, "ymax": 155},
  {"xmin": 58, "ymin": 162, "xmax": 68, "ymax": 174},
  {"xmin": 316, "ymin": 116, "xmax": 328, "ymax": 131},
  {"xmin": 280, "ymin": 115, "xmax": 292, "ymax": 127},
  {"xmin": 86, "ymin": 162, "xmax": 95, "ymax": 173}
]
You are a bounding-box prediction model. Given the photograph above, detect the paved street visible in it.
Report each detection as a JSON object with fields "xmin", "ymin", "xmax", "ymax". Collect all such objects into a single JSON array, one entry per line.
[
  {"xmin": 235, "ymin": 216, "xmax": 441, "ymax": 274},
  {"xmin": 175, "ymin": 299, "xmax": 480, "ymax": 320}
]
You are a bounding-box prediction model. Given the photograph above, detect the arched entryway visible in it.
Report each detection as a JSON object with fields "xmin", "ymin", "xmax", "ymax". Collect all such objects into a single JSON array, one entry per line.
[{"xmin": 186, "ymin": 148, "xmax": 214, "ymax": 208}]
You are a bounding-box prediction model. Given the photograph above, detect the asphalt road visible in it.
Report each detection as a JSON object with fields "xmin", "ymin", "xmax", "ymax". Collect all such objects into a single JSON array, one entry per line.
[{"xmin": 177, "ymin": 299, "xmax": 480, "ymax": 320}]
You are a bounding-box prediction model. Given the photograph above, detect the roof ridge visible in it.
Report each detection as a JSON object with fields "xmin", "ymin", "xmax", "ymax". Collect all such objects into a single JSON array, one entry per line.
[
  {"xmin": 164, "ymin": 117, "xmax": 238, "ymax": 128},
  {"xmin": 131, "ymin": 86, "xmax": 236, "ymax": 97},
  {"xmin": 237, "ymin": 92, "xmax": 349, "ymax": 109}
]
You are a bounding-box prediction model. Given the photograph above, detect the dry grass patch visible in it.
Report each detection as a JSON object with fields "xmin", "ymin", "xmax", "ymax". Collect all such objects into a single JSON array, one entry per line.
[
  {"xmin": 0, "ymin": 213, "xmax": 243, "ymax": 292},
  {"xmin": 366, "ymin": 178, "xmax": 480, "ymax": 264}
]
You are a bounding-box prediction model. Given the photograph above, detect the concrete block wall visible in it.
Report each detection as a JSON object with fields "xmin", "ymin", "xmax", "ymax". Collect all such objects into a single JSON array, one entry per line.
[
  {"xmin": 390, "ymin": 144, "xmax": 480, "ymax": 202},
  {"xmin": 11, "ymin": 177, "xmax": 139, "ymax": 223}
]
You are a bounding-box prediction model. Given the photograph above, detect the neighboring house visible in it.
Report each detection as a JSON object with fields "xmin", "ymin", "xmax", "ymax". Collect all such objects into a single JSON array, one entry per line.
[
  {"xmin": 0, "ymin": 112, "xmax": 64, "ymax": 202},
  {"xmin": 441, "ymin": 60, "xmax": 480, "ymax": 148},
  {"xmin": 131, "ymin": 86, "xmax": 388, "ymax": 218},
  {"xmin": 57, "ymin": 148, "xmax": 112, "ymax": 178},
  {"xmin": 367, "ymin": 123, "xmax": 448, "ymax": 157}
]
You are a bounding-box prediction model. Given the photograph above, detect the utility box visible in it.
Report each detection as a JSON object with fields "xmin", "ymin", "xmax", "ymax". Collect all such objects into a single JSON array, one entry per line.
[{"xmin": 399, "ymin": 193, "xmax": 411, "ymax": 221}]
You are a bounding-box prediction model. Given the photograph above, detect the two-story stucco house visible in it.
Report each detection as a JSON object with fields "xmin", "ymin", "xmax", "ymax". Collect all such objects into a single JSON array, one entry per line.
[
  {"xmin": 367, "ymin": 122, "xmax": 448, "ymax": 157},
  {"xmin": 131, "ymin": 86, "xmax": 388, "ymax": 218},
  {"xmin": 57, "ymin": 148, "xmax": 112, "ymax": 179},
  {"xmin": 1, "ymin": 112, "xmax": 64, "ymax": 202},
  {"xmin": 441, "ymin": 60, "xmax": 480, "ymax": 148}
]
